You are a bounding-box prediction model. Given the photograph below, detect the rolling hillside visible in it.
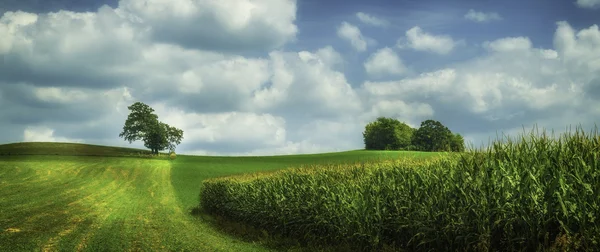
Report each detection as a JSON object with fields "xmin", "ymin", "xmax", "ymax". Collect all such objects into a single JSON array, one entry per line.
[{"xmin": 0, "ymin": 142, "xmax": 437, "ymax": 251}]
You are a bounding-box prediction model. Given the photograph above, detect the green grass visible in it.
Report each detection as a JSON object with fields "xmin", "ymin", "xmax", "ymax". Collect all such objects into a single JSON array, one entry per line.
[
  {"xmin": 0, "ymin": 142, "xmax": 438, "ymax": 251},
  {"xmin": 0, "ymin": 142, "xmax": 163, "ymax": 157},
  {"xmin": 0, "ymin": 155, "xmax": 270, "ymax": 251}
]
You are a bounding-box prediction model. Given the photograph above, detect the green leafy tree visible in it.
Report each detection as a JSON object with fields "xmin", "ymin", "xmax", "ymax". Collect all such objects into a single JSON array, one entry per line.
[
  {"xmin": 119, "ymin": 102, "xmax": 184, "ymax": 155},
  {"xmin": 450, "ymin": 133, "xmax": 465, "ymax": 152},
  {"xmin": 165, "ymin": 123, "xmax": 184, "ymax": 152},
  {"xmin": 363, "ymin": 117, "xmax": 414, "ymax": 150},
  {"xmin": 412, "ymin": 119, "xmax": 453, "ymax": 152},
  {"xmin": 143, "ymin": 121, "xmax": 168, "ymax": 154}
]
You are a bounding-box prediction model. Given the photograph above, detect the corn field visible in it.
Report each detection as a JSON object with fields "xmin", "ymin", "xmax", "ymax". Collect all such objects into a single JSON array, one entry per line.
[{"xmin": 200, "ymin": 126, "xmax": 600, "ymax": 251}]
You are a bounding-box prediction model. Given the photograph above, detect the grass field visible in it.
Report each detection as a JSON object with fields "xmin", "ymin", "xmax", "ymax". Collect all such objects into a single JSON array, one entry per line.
[
  {"xmin": 0, "ymin": 142, "xmax": 159, "ymax": 157},
  {"xmin": 0, "ymin": 142, "xmax": 439, "ymax": 251}
]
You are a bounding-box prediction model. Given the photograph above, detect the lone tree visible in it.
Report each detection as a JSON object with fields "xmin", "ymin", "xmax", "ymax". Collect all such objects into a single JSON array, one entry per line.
[
  {"xmin": 363, "ymin": 117, "xmax": 415, "ymax": 150},
  {"xmin": 119, "ymin": 102, "xmax": 184, "ymax": 155}
]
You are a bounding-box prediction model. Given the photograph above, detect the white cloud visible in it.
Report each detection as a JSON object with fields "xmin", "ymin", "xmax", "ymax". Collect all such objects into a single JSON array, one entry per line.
[
  {"xmin": 23, "ymin": 126, "xmax": 83, "ymax": 143},
  {"xmin": 363, "ymin": 69, "xmax": 457, "ymax": 98},
  {"xmin": 363, "ymin": 100, "xmax": 434, "ymax": 127},
  {"xmin": 118, "ymin": 0, "xmax": 298, "ymax": 51},
  {"xmin": 151, "ymin": 103, "xmax": 364, "ymax": 155},
  {"xmin": 398, "ymin": 26, "xmax": 460, "ymax": 54},
  {"xmin": 119, "ymin": 43, "xmax": 271, "ymax": 113},
  {"xmin": 337, "ymin": 21, "xmax": 368, "ymax": 52},
  {"xmin": 33, "ymin": 87, "xmax": 91, "ymax": 104},
  {"xmin": 363, "ymin": 57, "xmax": 577, "ymax": 116},
  {"xmin": 356, "ymin": 12, "xmax": 388, "ymax": 27},
  {"xmin": 250, "ymin": 48, "xmax": 362, "ymax": 117},
  {"xmin": 364, "ymin": 47, "xmax": 407, "ymax": 77},
  {"xmin": 153, "ymin": 104, "xmax": 287, "ymax": 149},
  {"xmin": 538, "ymin": 49, "xmax": 559, "ymax": 59},
  {"xmin": 187, "ymin": 140, "xmax": 334, "ymax": 156},
  {"xmin": 483, "ymin": 37, "xmax": 532, "ymax": 52},
  {"xmin": 315, "ymin": 45, "xmax": 344, "ymax": 68},
  {"xmin": 293, "ymin": 118, "xmax": 364, "ymax": 151},
  {"xmin": 126, "ymin": 45, "xmax": 359, "ymax": 119},
  {"xmin": 0, "ymin": 11, "xmax": 38, "ymax": 54},
  {"xmin": 576, "ymin": 0, "xmax": 600, "ymax": 9},
  {"xmin": 464, "ymin": 9, "xmax": 502, "ymax": 23},
  {"xmin": 0, "ymin": 7, "xmax": 148, "ymax": 88},
  {"xmin": 554, "ymin": 21, "xmax": 600, "ymax": 75}
]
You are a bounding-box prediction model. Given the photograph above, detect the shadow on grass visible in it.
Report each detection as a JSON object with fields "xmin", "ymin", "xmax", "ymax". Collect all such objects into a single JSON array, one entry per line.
[
  {"xmin": 189, "ymin": 207, "xmax": 405, "ymax": 252},
  {"xmin": 189, "ymin": 206, "xmax": 311, "ymax": 252}
]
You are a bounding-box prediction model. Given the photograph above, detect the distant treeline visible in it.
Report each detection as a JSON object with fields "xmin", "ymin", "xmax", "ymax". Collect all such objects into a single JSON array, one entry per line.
[{"xmin": 363, "ymin": 117, "xmax": 465, "ymax": 152}]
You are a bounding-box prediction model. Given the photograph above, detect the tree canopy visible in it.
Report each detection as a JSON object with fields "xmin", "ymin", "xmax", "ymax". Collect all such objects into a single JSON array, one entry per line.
[
  {"xmin": 412, "ymin": 119, "xmax": 454, "ymax": 152},
  {"xmin": 363, "ymin": 118, "xmax": 465, "ymax": 152},
  {"xmin": 363, "ymin": 117, "xmax": 415, "ymax": 150},
  {"xmin": 119, "ymin": 102, "xmax": 184, "ymax": 155},
  {"xmin": 450, "ymin": 133, "xmax": 465, "ymax": 152}
]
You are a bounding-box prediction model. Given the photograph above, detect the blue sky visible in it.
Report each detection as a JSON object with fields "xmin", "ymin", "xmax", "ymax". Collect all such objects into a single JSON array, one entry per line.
[{"xmin": 0, "ymin": 0, "xmax": 599, "ymax": 155}]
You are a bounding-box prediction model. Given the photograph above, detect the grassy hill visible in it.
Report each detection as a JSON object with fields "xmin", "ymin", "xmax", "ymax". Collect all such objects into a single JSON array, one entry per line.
[
  {"xmin": 0, "ymin": 142, "xmax": 438, "ymax": 251},
  {"xmin": 0, "ymin": 142, "xmax": 160, "ymax": 157}
]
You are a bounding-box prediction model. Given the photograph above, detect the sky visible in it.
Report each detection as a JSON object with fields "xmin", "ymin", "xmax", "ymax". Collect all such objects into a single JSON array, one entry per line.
[{"xmin": 0, "ymin": 0, "xmax": 599, "ymax": 156}]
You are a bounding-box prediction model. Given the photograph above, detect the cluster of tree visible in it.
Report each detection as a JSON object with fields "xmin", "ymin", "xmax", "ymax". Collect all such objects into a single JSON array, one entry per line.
[
  {"xmin": 119, "ymin": 102, "xmax": 184, "ymax": 155},
  {"xmin": 363, "ymin": 117, "xmax": 465, "ymax": 152}
]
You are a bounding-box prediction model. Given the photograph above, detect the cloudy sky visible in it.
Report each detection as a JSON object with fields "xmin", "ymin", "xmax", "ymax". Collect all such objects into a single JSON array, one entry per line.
[{"xmin": 1, "ymin": 0, "xmax": 599, "ymax": 156}]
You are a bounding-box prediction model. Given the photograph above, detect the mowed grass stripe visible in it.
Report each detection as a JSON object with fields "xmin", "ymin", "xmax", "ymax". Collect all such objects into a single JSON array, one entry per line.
[{"xmin": 0, "ymin": 156, "xmax": 271, "ymax": 251}]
